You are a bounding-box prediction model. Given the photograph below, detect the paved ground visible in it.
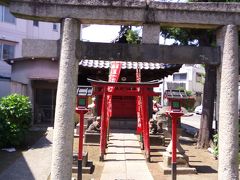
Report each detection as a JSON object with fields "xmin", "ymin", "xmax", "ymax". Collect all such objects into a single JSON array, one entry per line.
[
  {"xmin": 0, "ymin": 128, "xmax": 53, "ymax": 180},
  {"xmin": 0, "ymin": 117, "xmax": 221, "ymax": 180},
  {"xmin": 100, "ymin": 132, "xmax": 154, "ymax": 180},
  {"xmin": 181, "ymin": 113, "xmax": 218, "ymax": 136},
  {"xmin": 181, "ymin": 114, "xmax": 201, "ymax": 135}
]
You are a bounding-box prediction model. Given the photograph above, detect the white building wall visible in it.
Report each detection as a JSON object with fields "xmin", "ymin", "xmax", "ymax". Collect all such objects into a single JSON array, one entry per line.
[
  {"xmin": 11, "ymin": 59, "xmax": 59, "ymax": 85},
  {"xmin": 0, "ymin": 5, "xmax": 60, "ymax": 97},
  {"xmin": 160, "ymin": 64, "xmax": 205, "ymax": 94}
]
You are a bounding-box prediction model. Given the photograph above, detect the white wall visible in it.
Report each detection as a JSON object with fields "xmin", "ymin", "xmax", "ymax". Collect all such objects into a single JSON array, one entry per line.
[
  {"xmin": 11, "ymin": 59, "xmax": 59, "ymax": 85},
  {"xmin": 161, "ymin": 64, "xmax": 205, "ymax": 94},
  {"xmin": 0, "ymin": 13, "xmax": 60, "ymax": 76},
  {"xmin": 0, "ymin": 78, "xmax": 11, "ymax": 97}
]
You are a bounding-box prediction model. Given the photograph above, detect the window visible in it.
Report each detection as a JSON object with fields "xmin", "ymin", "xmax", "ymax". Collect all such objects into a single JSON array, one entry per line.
[
  {"xmin": 0, "ymin": 6, "xmax": 3, "ymax": 21},
  {"xmin": 173, "ymin": 73, "xmax": 187, "ymax": 81},
  {"xmin": 53, "ymin": 23, "xmax": 58, "ymax": 31},
  {"xmin": 0, "ymin": 5, "xmax": 16, "ymax": 24},
  {"xmin": 33, "ymin": 20, "xmax": 39, "ymax": 27},
  {"xmin": 0, "ymin": 43, "xmax": 15, "ymax": 60}
]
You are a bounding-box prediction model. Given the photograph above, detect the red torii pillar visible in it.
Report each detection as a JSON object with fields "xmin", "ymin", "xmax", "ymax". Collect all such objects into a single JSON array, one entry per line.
[
  {"xmin": 100, "ymin": 88, "xmax": 108, "ymax": 161},
  {"xmin": 141, "ymin": 88, "xmax": 151, "ymax": 161}
]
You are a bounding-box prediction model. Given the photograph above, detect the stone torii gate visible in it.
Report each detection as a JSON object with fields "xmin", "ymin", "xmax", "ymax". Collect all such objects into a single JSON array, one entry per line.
[{"xmin": 1, "ymin": 1, "xmax": 240, "ymax": 180}]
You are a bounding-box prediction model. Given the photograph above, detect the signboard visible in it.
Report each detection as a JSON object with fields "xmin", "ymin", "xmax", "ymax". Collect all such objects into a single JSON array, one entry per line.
[
  {"xmin": 171, "ymin": 100, "xmax": 181, "ymax": 112},
  {"xmin": 77, "ymin": 86, "xmax": 93, "ymax": 96},
  {"xmin": 78, "ymin": 98, "xmax": 87, "ymax": 107},
  {"xmin": 76, "ymin": 86, "xmax": 93, "ymax": 109}
]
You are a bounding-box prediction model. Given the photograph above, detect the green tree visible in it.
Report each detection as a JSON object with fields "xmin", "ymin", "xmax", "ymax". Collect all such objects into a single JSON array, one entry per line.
[{"xmin": 125, "ymin": 29, "xmax": 141, "ymax": 44}]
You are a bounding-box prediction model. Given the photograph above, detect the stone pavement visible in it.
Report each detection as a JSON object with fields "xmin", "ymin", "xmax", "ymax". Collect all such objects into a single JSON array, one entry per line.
[
  {"xmin": 0, "ymin": 128, "xmax": 53, "ymax": 180},
  {"xmin": 100, "ymin": 132, "xmax": 153, "ymax": 180}
]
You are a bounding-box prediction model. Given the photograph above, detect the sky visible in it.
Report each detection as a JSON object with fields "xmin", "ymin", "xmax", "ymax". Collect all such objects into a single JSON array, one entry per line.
[
  {"xmin": 81, "ymin": 24, "xmax": 175, "ymax": 45},
  {"xmin": 81, "ymin": 25, "xmax": 120, "ymax": 43}
]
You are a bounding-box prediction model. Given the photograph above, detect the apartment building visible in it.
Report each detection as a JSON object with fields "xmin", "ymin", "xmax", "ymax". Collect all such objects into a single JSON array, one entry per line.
[
  {"xmin": 158, "ymin": 64, "xmax": 205, "ymax": 106},
  {"xmin": 0, "ymin": 5, "xmax": 60, "ymax": 97}
]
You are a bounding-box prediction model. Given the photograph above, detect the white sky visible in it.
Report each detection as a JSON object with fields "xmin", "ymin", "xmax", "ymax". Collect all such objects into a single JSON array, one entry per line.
[
  {"xmin": 81, "ymin": 25, "xmax": 120, "ymax": 43},
  {"xmin": 81, "ymin": 24, "xmax": 175, "ymax": 45}
]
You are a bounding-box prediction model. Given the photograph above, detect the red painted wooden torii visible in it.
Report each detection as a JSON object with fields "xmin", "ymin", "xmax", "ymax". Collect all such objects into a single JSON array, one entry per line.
[{"xmin": 88, "ymin": 78, "xmax": 161, "ymax": 162}]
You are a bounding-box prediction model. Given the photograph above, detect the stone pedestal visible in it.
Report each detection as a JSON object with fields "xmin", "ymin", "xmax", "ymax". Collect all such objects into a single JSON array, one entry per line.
[
  {"xmin": 72, "ymin": 152, "xmax": 93, "ymax": 174},
  {"xmin": 166, "ymin": 140, "xmax": 185, "ymax": 154},
  {"xmin": 160, "ymin": 126, "xmax": 196, "ymax": 174},
  {"xmin": 159, "ymin": 152, "xmax": 196, "ymax": 174},
  {"xmin": 84, "ymin": 132, "xmax": 100, "ymax": 144},
  {"xmin": 149, "ymin": 134, "xmax": 165, "ymax": 146}
]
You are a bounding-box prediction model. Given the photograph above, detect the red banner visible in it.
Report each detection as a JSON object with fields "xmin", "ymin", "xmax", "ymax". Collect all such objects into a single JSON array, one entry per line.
[
  {"xmin": 107, "ymin": 61, "xmax": 122, "ymax": 118},
  {"xmin": 136, "ymin": 68, "xmax": 142, "ymax": 133}
]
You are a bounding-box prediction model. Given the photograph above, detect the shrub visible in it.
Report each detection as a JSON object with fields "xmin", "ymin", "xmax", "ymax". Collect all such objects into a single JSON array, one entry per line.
[
  {"xmin": 213, "ymin": 133, "xmax": 218, "ymax": 158},
  {"xmin": 0, "ymin": 94, "xmax": 32, "ymax": 148}
]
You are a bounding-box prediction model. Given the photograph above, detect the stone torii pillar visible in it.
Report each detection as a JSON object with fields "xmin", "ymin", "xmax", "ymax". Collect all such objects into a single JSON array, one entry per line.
[
  {"xmin": 142, "ymin": 24, "xmax": 160, "ymax": 161},
  {"xmin": 51, "ymin": 18, "xmax": 80, "ymax": 180},
  {"xmin": 217, "ymin": 25, "xmax": 239, "ymax": 180}
]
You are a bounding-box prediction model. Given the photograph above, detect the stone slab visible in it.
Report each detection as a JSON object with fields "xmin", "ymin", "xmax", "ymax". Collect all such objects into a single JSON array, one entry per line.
[{"xmin": 100, "ymin": 132, "xmax": 154, "ymax": 180}]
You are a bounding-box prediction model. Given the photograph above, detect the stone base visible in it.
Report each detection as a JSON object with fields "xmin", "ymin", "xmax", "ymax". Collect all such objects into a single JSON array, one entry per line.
[
  {"xmin": 72, "ymin": 152, "xmax": 94, "ymax": 174},
  {"xmin": 149, "ymin": 134, "xmax": 165, "ymax": 146},
  {"xmin": 72, "ymin": 162, "xmax": 93, "ymax": 174},
  {"xmin": 159, "ymin": 162, "xmax": 197, "ymax": 175},
  {"xmin": 162, "ymin": 151, "xmax": 189, "ymax": 167},
  {"xmin": 160, "ymin": 151, "xmax": 197, "ymax": 174},
  {"xmin": 84, "ymin": 132, "xmax": 100, "ymax": 144}
]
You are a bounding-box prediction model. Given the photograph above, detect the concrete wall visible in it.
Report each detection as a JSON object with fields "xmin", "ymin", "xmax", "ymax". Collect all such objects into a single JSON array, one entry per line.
[
  {"xmin": 162, "ymin": 64, "xmax": 205, "ymax": 94},
  {"xmin": 11, "ymin": 59, "xmax": 59, "ymax": 85},
  {"xmin": 0, "ymin": 78, "xmax": 10, "ymax": 97}
]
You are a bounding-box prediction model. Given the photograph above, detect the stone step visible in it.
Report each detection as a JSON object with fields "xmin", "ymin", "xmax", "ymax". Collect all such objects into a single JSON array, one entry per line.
[{"xmin": 109, "ymin": 118, "xmax": 137, "ymax": 130}]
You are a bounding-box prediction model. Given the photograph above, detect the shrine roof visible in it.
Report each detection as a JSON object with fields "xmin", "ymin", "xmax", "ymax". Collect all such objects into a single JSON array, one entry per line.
[
  {"xmin": 80, "ymin": 60, "xmax": 179, "ymax": 70},
  {"xmin": 88, "ymin": 78, "xmax": 161, "ymax": 86}
]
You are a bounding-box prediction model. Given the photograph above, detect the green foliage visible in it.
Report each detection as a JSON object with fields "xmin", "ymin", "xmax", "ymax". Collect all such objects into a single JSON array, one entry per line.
[
  {"xmin": 175, "ymin": 87, "xmax": 193, "ymax": 96},
  {"xmin": 125, "ymin": 29, "xmax": 141, "ymax": 44},
  {"xmin": 0, "ymin": 94, "xmax": 32, "ymax": 148},
  {"xmin": 213, "ymin": 133, "xmax": 218, "ymax": 158},
  {"xmin": 153, "ymin": 96, "xmax": 160, "ymax": 103},
  {"xmin": 161, "ymin": 27, "xmax": 215, "ymax": 46},
  {"xmin": 186, "ymin": 90, "xmax": 193, "ymax": 96}
]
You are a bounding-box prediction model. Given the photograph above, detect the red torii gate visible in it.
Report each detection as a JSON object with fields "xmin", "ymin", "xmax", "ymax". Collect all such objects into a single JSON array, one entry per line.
[{"xmin": 88, "ymin": 78, "xmax": 161, "ymax": 162}]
